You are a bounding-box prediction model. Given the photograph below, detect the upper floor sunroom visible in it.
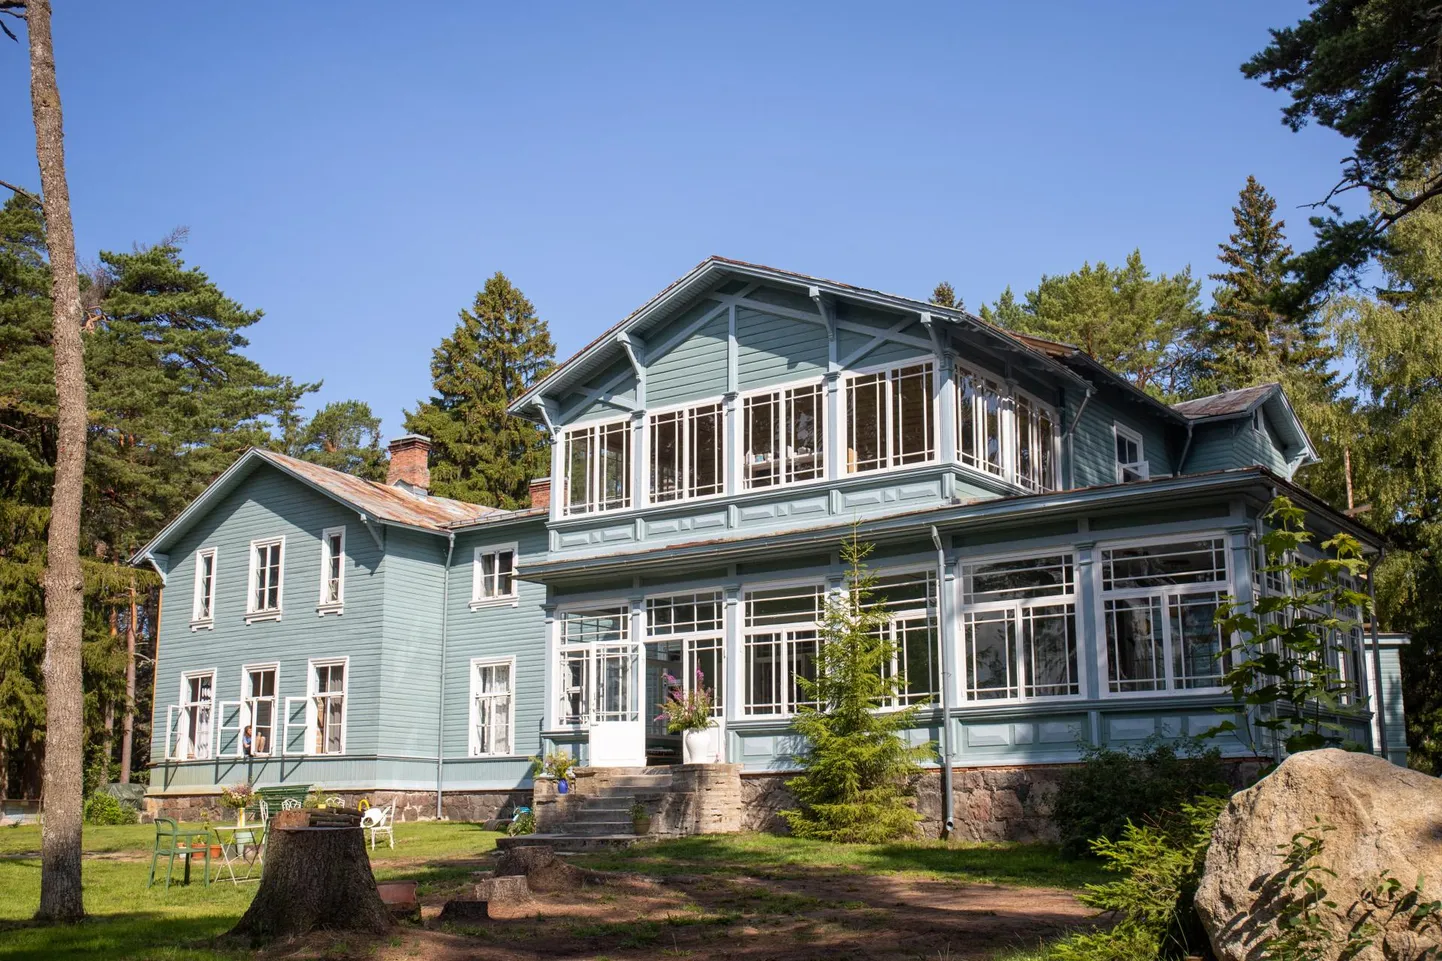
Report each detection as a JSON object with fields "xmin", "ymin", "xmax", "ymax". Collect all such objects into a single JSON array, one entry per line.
[{"xmin": 509, "ymin": 257, "xmax": 1318, "ymax": 520}]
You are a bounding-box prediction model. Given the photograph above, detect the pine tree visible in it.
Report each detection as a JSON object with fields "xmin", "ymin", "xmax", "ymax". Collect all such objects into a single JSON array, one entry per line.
[
  {"xmin": 780, "ymin": 533, "xmax": 931, "ymax": 842},
  {"xmin": 404, "ymin": 272, "xmax": 556, "ymax": 508},
  {"xmin": 977, "ymin": 252, "xmax": 1205, "ymax": 398},
  {"xmin": 929, "ymin": 281, "xmax": 961, "ymax": 310},
  {"xmin": 283, "ymin": 400, "xmax": 386, "ymax": 481}
]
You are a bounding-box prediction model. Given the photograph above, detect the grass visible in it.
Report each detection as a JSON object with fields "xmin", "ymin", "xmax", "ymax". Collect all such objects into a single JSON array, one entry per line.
[
  {"xmin": 573, "ymin": 833, "xmax": 1109, "ymax": 890},
  {"xmin": 0, "ymin": 821, "xmax": 506, "ymax": 961},
  {"xmin": 0, "ymin": 823, "xmax": 1098, "ymax": 960}
]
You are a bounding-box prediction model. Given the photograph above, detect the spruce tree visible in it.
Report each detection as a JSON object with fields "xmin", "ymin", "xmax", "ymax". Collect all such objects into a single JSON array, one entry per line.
[
  {"xmin": 1202, "ymin": 177, "xmax": 1337, "ymax": 397},
  {"xmin": 780, "ymin": 533, "xmax": 931, "ymax": 842},
  {"xmin": 405, "ymin": 272, "xmax": 556, "ymax": 508},
  {"xmin": 929, "ymin": 280, "xmax": 961, "ymax": 310},
  {"xmin": 282, "ymin": 399, "xmax": 387, "ymax": 481}
]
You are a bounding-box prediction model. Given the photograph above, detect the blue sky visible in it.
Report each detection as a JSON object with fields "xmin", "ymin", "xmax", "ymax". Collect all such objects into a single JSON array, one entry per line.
[{"xmin": 1, "ymin": 2, "xmax": 1361, "ymax": 438}]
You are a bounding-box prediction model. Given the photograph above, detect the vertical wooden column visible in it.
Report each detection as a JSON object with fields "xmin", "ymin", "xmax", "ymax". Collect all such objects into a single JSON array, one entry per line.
[
  {"xmin": 723, "ymin": 585, "xmax": 742, "ymax": 762},
  {"xmin": 1075, "ymin": 541, "xmax": 1100, "ymax": 708}
]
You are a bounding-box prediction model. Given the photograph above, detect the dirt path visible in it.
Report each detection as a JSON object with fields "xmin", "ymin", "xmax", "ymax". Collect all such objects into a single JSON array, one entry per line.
[{"xmin": 282, "ymin": 866, "xmax": 1097, "ymax": 960}]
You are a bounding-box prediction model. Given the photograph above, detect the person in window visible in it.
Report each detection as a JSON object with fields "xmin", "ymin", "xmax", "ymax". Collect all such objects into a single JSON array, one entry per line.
[{"xmin": 242, "ymin": 725, "xmax": 254, "ymax": 757}]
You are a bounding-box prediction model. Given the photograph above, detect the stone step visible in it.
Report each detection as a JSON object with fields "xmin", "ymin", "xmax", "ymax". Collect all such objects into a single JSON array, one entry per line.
[
  {"xmin": 495, "ymin": 833, "xmax": 648, "ymax": 854},
  {"xmin": 560, "ymin": 819, "xmax": 641, "ymax": 837},
  {"xmin": 579, "ymin": 777, "xmax": 673, "ymax": 790},
  {"xmin": 573, "ymin": 799, "xmax": 633, "ymax": 812}
]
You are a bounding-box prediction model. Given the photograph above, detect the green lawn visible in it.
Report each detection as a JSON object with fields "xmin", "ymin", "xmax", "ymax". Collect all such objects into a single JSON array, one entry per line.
[
  {"xmin": 0, "ymin": 824, "xmax": 1096, "ymax": 961},
  {"xmin": 574, "ymin": 832, "xmax": 1109, "ymax": 889}
]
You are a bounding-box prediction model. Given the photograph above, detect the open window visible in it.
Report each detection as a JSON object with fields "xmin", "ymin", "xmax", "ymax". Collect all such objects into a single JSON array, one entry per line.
[
  {"xmin": 246, "ymin": 536, "xmax": 285, "ymax": 623},
  {"xmin": 471, "ymin": 543, "xmax": 518, "ymax": 608},
  {"xmin": 191, "ymin": 547, "xmax": 217, "ymax": 630},
  {"xmin": 1114, "ymin": 424, "xmax": 1148, "ymax": 482},
  {"xmin": 175, "ymin": 671, "xmax": 216, "ymax": 760},
  {"xmin": 318, "ymin": 526, "xmax": 345, "ymax": 615},
  {"xmin": 243, "ymin": 664, "xmax": 278, "ymax": 756}
]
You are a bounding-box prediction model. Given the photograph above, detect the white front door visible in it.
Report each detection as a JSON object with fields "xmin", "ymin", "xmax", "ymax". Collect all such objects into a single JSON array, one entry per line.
[{"xmin": 588, "ymin": 642, "xmax": 645, "ymax": 767}]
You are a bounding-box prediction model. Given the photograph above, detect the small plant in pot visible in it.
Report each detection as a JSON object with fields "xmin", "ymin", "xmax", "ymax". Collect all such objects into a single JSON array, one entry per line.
[
  {"xmin": 656, "ymin": 669, "xmax": 716, "ymax": 763},
  {"xmin": 630, "ymin": 800, "xmax": 651, "ymax": 835},
  {"xmin": 530, "ymin": 751, "xmax": 579, "ymax": 794}
]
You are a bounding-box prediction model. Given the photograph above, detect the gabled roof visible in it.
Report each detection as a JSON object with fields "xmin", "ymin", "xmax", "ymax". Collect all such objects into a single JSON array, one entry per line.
[
  {"xmin": 1171, "ymin": 383, "xmax": 1318, "ymax": 466},
  {"xmin": 132, "ymin": 448, "xmax": 507, "ymax": 569},
  {"xmin": 508, "ymin": 256, "xmax": 1101, "ymax": 420}
]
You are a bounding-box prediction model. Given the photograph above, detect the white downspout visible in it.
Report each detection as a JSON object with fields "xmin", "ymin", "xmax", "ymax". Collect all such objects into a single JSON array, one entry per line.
[{"xmin": 435, "ymin": 530, "xmax": 456, "ymax": 819}]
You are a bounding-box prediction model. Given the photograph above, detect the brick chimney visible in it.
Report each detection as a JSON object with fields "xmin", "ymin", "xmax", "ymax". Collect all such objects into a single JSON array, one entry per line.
[
  {"xmin": 528, "ymin": 477, "xmax": 551, "ymax": 511},
  {"xmin": 387, "ymin": 434, "xmax": 431, "ymax": 493}
]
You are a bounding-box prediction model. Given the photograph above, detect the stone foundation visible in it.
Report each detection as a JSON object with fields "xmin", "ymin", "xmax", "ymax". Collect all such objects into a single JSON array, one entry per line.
[{"xmin": 144, "ymin": 788, "xmax": 530, "ymax": 825}]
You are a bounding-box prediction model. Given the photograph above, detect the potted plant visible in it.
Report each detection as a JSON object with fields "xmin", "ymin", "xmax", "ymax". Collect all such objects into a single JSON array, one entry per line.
[
  {"xmin": 656, "ymin": 669, "xmax": 716, "ymax": 763},
  {"xmin": 530, "ymin": 751, "xmax": 578, "ymax": 794},
  {"xmin": 219, "ymin": 782, "xmax": 255, "ymax": 827},
  {"xmin": 630, "ymin": 800, "xmax": 651, "ymax": 835}
]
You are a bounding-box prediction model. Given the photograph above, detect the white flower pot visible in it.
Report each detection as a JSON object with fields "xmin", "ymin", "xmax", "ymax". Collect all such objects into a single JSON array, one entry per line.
[{"xmin": 683, "ymin": 728, "xmax": 714, "ymax": 764}]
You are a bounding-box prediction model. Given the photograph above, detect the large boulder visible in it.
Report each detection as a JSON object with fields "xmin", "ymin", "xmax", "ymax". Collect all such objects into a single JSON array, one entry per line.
[{"xmin": 1196, "ymin": 749, "xmax": 1442, "ymax": 961}]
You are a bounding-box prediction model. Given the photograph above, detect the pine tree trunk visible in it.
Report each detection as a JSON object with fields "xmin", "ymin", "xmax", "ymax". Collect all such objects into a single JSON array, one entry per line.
[
  {"xmin": 119, "ymin": 583, "xmax": 137, "ymax": 784},
  {"xmin": 28, "ymin": 0, "xmax": 88, "ymax": 924},
  {"xmin": 227, "ymin": 818, "xmax": 391, "ymax": 944}
]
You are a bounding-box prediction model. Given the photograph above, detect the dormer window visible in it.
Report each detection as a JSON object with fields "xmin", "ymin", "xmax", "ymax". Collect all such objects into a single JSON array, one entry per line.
[{"xmin": 1114, "ymin": 424, "xmax": 1148, "ymax": 482}]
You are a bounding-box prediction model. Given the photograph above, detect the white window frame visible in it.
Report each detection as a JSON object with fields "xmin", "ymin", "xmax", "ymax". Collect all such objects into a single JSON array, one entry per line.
[
  {"xmin": 468, "ymin": 656, "xmax": 516, "ymax": 757},
  {"xmin": 307, "ymin": 657, "xmax": 349, "ymax": 755},
  {"xmin": 1113, "ymin": 423, "xmax": 1148, "ymax": 482},
  {"xmin": 190, "ymin": 547, "xmax": 217, "ymax": 630},
  {"xmin": 742, "ymin": 580, "xmax": 825, "ymax": 717},
  {"xmin": 740, "ymin": 377, "xmax": 828, "ymax": 491},
  {"xmin": 954, "ymin": 361, "xmax": 1060, "ymax": 492},
  {"xmin": 645, "ymin": 590, "xmax": 727, "ymax": 727},
  {"xmin": 556, "ymin": 602, "xmax": 633, "ymax": 726},
  {"xmin": 177, "ymin": 669, "xmax": 217, "ymax": 760},
  {"xmin": 959, "ymin": 550, "xmax": 1081, "ymax": 704},
  {"xmin": 648, "ymin": 399, "xmax": 726, "ymax": 504},
  {"xmin": 1096, "ymin": 533, "xmax": 1232, "ymax": 697},
  {"xmin": 866, "ymin": 568, "xmax": 941, "ymax": 709},
  {"xmin": 843, "ymin": 359, "xmax": 938, "ymax": 475},
  {"xmin": 240, "ymin": 662, "xmax": 279, "ymax": 757},
  {"xmin": 246, "ymin": 536, "xmax": 285, "ymax": 623},
  {"xmin": 561, "ymin": 418, "xmax": 633, "ymax": 516},
  {"xmin": 471, "ymin": 542, "xmax": 520, "ymax": 609},
  {"xmin": 317, "ymin": 526, "xmax": 345, "ymax": 615}
]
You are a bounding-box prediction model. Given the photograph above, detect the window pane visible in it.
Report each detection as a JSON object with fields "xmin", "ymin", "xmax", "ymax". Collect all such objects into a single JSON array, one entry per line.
[
  {"xmin": 601, "ymin": 423, "xmax": 630, "ymax": 509},
  {"xmin": 566, "ymin": 431, "xmax": 591, "ymax": 511},
  {"xmin": 650, "ymin": 411, "xmax": 681, "ymax": 501},
  {"xmin": 893, "ymin": 364, "xmax": 934, "ymax": 464},
  {"xmin": 1106, "ymin": 597, "xmax": 1165, "ymax": 692},
  {"xmin": 1170, "ymin": 592, "xmax": 1226, "ymax": 689},
  {"xmin": 1023, "ymin": 604, "xmax": 1077, "ymax": 697},
  {"xmin": 965, "ymin": 610, "xmax": 1016, "ymax": 699},
  {"xmin": 563, "ymin": 607, "xmax": 629, "ymax": 644},
  {"xmin": 789, "ymin": 385, "xmax": 824, "ymax": 482},
  {"xmin": 958, "ymin": 372, "xmax": 978, "ymax": 464},
  {"xmin": 1102, "ymin": 539, "xmax": 1227, "ymax": 590},
  {"xmin": 745, "ymin": 586, "xmax": 822, "ymax": 627},
  {"xmin": 1016, "ymin": 395, "xmax": 1034, "ymax": 483},
  {"xmin": 746, "ymin": 634, "xmax": 781, "ymax": 715},
  {"xmin": 497, "ymin": 551, "xmax": 514, "ymax": 596},
  {"xmin": 848, "ymin": 373, "xmax": 885, "ymax": 473},
  {"xmin": 743, "ymin": 392, "xmax": 780, "ymax": 488},
  {"xmin": 691, "ymin": 404, "xmax": 723, "ymax": 497},
  {"xmin": 964, "ymin": 555, "xmax": 1074, "ymax": 603},
  {"xmin": 1038, "ymin": 410, "xmax": 1055, "ymax": 490}
]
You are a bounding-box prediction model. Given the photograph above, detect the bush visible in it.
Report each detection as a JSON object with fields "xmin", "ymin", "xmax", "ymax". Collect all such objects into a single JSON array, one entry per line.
[
  {"xmin": 1049, "ymin": 794, "xmax": 1226, "ymax": 961},
  {"xmin": 506, "ymin": 811, "xmax": 536, "ymax": 836},
  {"xmin": 1052, "ymin": 738, "xmax": 1228, "ymax": 858},
  {"xmin": 83, "ymin": 791, "xmax": 137, "ymax": 825}
]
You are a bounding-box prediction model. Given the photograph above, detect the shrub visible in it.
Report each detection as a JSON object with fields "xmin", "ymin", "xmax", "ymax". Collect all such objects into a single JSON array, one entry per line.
[
  {"xmin": 1052, "ymin": 738, "xmax": 1228, "ymax": 858},
  {"xmin": 1049, "ymin": 795, "xmax": 1226, "ymax": 961},
  {"xmin": 780, "ymin": 533, "xmax": 931, "ymax": 843},
  {"xmin": 83, "ymin": 791, "xmax": 137, "ymax": 825},
  {"xmin": 506, "ymin": 811, "xmax": 536, "ymax": 836}
]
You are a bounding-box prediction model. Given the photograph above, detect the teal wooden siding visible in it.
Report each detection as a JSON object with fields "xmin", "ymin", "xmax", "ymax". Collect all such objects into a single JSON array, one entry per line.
[
  {"xmin": 648, "ymin": 309, "xmax": 729, "ymax": 407},
  {"xmin": 1070, "ymin": 390, "xmax": 1175, "ymax": 487},
  {"xmin": 560, "ymin": 358, "xmax": 637, "ymax": 424},
  {"xmin": 150, "ymin": 465, "xmax": 389, "ymax": 783},
  {"xmin": 378, "ymin": 528, "xmax": 448, "ymax": 759},
  {"xmin": 736, "ymin": 306, "xmax": 828, "ymax": 389},
  {"xmin": 439, "ymin": 522, "xmax": 550, "ymax": 790},
  {"xmin": 1186, "ymin": 421, "xmax": 1291, "ymax": 477}
]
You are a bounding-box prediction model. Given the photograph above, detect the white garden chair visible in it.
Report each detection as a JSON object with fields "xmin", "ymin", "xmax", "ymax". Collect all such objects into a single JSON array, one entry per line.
[
  {"xmin": 280, "ymin": 798, "xmax": 301, "ymax": 811},
  {"xmin": 362, "ymin": 800, "xmax": 395, "ymax": 850}
]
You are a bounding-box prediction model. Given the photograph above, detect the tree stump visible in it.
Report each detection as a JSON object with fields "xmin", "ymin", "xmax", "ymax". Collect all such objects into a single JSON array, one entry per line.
[
  {"xmin": 494, "ymin": 844, "xmax": 593, "ymax": 893},
  {"xmin": 227, "ymin": 815, "xmax": 391, "ymax": 944},
  {"xmin": 471, "ymin": 873, "xmax": 532, "ymax": 906}
]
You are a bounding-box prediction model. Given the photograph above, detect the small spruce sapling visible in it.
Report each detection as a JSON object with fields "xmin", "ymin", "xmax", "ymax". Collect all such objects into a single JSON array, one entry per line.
[{"xmin": 780, "ymin": 531, "xmax": 932, "ymax": 842}]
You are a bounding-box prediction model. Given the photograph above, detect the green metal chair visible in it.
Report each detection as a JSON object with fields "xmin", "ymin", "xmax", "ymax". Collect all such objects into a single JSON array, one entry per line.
[{"xmin": 146, "ymin": 817, "xmax": 212, "ymax": 889}]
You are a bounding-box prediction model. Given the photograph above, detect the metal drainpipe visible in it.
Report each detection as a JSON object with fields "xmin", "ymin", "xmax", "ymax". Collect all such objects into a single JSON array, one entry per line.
[
  {"xmin": 435, "ymin": 530, "xmax": 456, "ymax": 819},
  {"xmin": 929, "ymin": 525, "xmax": 955, "ymax": 838},
  {"xmin": 1062, "ymin": 387, "xmax": 1095, "ymax": 491},
  {"xmin": 1177, "ymin": 422, "xmax": 1194, "ymax": 476},
  {"xmin": 1367, "ymin": 552, "xmax": 1389, "ymax": 760}
]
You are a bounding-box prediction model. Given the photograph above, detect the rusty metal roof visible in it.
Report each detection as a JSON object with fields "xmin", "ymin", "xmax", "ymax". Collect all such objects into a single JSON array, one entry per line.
[
  {"xmin": 253, "ymin": 450, "xmax": 504, "ymax": 529},
  {"xmin": 1171, "ymin": 384, "xmax": 1279, "ymax": 419}
]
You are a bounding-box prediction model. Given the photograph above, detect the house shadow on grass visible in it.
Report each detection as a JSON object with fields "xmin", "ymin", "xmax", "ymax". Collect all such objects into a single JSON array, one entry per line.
[{"xmin": 0, "ymin": 912, "xmax": 247, "ymax": 961}]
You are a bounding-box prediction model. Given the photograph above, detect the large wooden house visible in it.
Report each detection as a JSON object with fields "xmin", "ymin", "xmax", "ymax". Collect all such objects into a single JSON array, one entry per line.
[{"xmin": 137, "ymin": 257, "xmax": 1407, "ymax": 837}]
